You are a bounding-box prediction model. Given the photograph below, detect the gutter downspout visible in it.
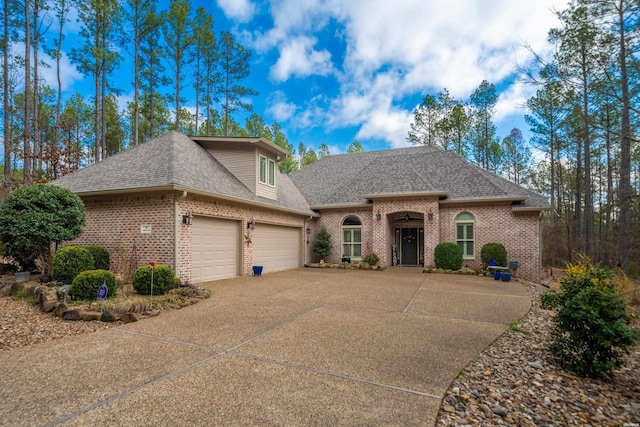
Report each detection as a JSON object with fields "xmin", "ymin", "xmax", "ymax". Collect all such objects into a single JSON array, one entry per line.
[{"xmin": 175, "ymin": 191, "xmax": 187, "ymax": 279}]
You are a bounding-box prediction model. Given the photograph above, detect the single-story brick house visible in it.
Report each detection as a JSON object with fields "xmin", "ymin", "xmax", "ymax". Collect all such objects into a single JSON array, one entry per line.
[{"xmin": 53, "ymin": 130, "xmax": 549, "ymax": 283}]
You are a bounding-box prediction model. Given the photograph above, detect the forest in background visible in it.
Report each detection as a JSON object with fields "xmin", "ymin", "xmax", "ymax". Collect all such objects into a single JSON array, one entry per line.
[{"xmin": 1, "ymin": 0, "xmax": 639, "ymax": 275}]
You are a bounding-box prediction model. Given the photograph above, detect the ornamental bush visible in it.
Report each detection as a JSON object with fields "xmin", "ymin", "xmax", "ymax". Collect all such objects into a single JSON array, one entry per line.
[
  {"xmin": 313, "ymin": 226, "xmax": 332, "ymax": 261},
  {"xmin": 480, "ymin": 243, "xmax": 507, "ymax": 267},
  {"xmin": 71, "ymin": 269, "xmax": 117, "ymax": 301},
  {"xmin": 53, "ymin": 245, "xmax": 95, "ymax": 285},
  {"xmin": 434, "ymin": 243, "xmax": 463, "ymax": 270},
  {"xmin": 86, "ymin": 245, "xmax": 110, "ymax": 270},
  {"xmin": 133, "ymin": 264, "xmax": 175, "ymax": 295},
  {"xmin": 540, "ymin": 256, "xmax": 639, "ymax": 377},
  {"xmin": 0, "ymin": 183, "xmax": 85, "ymax": 271},
  {"xmin": 362, "ymin": 253, "xmax": 380, "ymax": 266}
]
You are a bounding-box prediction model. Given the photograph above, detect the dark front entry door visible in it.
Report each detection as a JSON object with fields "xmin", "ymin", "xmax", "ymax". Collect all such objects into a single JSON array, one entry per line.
[{"xmin": 401, "ymin": 228, "xmax": 418, "ymax": 265}]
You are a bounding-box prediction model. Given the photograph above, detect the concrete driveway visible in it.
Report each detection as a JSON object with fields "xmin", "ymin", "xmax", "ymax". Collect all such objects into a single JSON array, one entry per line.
[{"xmin": 0, "ymin": 268, "xmax": 531, "ymax": 426}]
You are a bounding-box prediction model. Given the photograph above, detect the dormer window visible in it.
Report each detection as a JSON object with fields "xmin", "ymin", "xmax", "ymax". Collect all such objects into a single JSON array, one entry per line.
[{"xmin": 259, "ymin": 155, "xmax": 276, "ymax": 187}]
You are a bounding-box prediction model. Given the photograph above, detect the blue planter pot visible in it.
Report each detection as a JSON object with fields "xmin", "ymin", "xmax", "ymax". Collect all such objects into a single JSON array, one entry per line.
[
  {"xmin": 494, "ymin": 271, "xmax": 502, "ymax": 280},
  {"xmin": 252, "ymin": 266, "xmax": 263, "ymax": 276},
  {"xmin": 500, "ymin": 272, "xmax": 512, "ymax": 282}
]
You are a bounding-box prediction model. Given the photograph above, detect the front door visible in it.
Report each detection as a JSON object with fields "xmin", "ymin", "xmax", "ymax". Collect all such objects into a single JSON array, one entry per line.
[{"xmin": 401, "ymin": 228, "xmax": 418, "ymax": 265}]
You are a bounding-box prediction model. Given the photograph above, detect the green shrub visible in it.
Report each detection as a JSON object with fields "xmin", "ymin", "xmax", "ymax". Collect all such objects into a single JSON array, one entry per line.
[
  {"xmin": 362, "ymin": 253, "xmax": 379, "ymax": 266},
  {"xmin": 313, "ymin": 226, "xmax": 332, "ymax": 261},
  {"xmin": 86, "ymin": 245, "xmax": 110, "ymax": 270},
  {"xmin": 71, "ymin": 269, "xmax": 117, "ymax": 301},
  {"xmin": 480, "ymin": 243, "xmax": 507, "ymax": 267},
  {"xmin": 434, "ymin": 243, "xmax": 462, "ymax": 270},
  {"xmin": 53, "ymin": 245, "xmax": 95, "ymax": 284},
  {"xmin": 133, "ymin": 264, "xmax": 175, "ymax": 295},
  {"xmin": 0, "ymin": 183, "xmax": 85, "ymax": 272},
  {"xmin": 540, "ymin": 257, "xmax": 639, "ymax": 377}
]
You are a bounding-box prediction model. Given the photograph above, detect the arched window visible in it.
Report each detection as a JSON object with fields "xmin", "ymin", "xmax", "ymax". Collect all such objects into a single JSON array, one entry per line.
[
  {"xmin": 455, "ymin": 212, "xmax": 475, "ymax": 259},
  {"xmin": 342, "ymin": 216, "xmax": 362, "ymax": 259}
]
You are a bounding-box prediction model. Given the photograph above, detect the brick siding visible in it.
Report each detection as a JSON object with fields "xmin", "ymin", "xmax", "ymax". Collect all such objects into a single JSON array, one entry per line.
[
  {"xmin": 69, "ymin": 191, "xmax": 306, "ymax": 283},
  {"xmin": 306, "ymin": 199, "xmax": 541, "ymax": 282}
]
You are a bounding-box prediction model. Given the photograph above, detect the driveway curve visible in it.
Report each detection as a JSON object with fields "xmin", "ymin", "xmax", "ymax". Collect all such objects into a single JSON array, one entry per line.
[{"xmin": 0, "ymin": 268, "xmax": 531, "ymax": 426}]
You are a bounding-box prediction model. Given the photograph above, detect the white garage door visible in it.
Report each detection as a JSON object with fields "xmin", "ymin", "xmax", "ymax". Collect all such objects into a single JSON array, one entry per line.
[
  {"xmin": 253, "ymin": 224, "xmax": 301, "ymax": 273},
  {"xmin": 191, "ymin": 216, "xmax": 240, "ymax": 282}
]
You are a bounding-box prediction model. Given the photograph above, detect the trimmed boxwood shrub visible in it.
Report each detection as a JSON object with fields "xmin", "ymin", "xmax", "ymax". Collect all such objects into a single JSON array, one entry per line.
[
  {"xmin": 71, "ymin": 269, "xmax": 117, "ymax": 300},
  {"xmin": 434, "ymin": 243, "xmax": 463, "ymax": 270},
  {"xmin": 53, "ymin": 245, "xmax": 95, "ymax": 284},
  {"xmin": 133, "ymin": 264, "xmax": 175, "ymax": 295},
  {"xmin": 86, "ymin": 245, "xmax": 110, "ymax": 270},
  {"xmin": 481, "ymin": 243, "xmax": 507, "ymax": 267}
]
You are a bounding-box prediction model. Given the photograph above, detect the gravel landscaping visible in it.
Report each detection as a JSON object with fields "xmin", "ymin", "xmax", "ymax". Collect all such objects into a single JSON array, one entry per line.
[{"xmin": 436, "ymin": 281, "xmax": 640, "ymax": 427}]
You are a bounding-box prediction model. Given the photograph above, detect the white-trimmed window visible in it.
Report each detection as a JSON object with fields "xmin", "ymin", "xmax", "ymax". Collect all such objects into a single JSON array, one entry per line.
[
  {"xmin": 342, "ymin": 216, "xmax": 362, "ymax": 259},
  {"xmin": 456, "ymin": 212, "xmax": 475, "ymax": 259},
  {"xmin": 259, "ymin": 155, "xmax": 276, "ymax": 186}
]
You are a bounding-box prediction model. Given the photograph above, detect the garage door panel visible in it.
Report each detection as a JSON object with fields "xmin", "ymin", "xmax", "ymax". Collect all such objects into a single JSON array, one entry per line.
[
  {"xmin": 253, "ymin": 224, "xmax": 301, "ymax": 273},
  {"xmin": 191, "ymin": 217, "xmax": 239, "ymax": 283}
]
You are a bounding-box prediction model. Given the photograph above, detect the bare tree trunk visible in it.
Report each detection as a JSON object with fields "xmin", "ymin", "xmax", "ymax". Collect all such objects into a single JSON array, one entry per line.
[
  {"xmin": 3, "ymin": 0, "xmax": 11, "ymax": 182},
  {"xmin": 581, "ymin": 46, "xmax": 593, "ymax": 258},
  {"xmin": 32, "ymin": 0, "xmax": 41, "ymax": 173},
  {"xmin": 23, "ymin": 0, "xmax": 31, "ymax": 181},
  {"xmin": 617, "ymin": 0, "xmax": 632, "ymax": 268}
]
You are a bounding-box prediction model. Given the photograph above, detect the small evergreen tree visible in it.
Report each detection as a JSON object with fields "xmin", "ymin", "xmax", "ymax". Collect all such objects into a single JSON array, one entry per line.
[{"xmin": 313, "ymin": 226, "xmax": 332, "ymax": 261}]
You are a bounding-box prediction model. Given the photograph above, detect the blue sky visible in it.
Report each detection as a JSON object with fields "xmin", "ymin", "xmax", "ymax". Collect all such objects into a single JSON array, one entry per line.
[{"xmin": 32, "ymin": 0, "xmax": 570, "ymax": 155}]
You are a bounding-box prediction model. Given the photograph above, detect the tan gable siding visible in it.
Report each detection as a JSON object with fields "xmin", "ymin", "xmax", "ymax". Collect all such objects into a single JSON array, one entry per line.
[
  {"xmin": 206, "ymin": 143, "xmax": 256, "ymax": 192},
  {"xmin": 439, "ymin": 203, "xmax": 541, "ymax": 282},
  {"xmin": 255, "ymin": 150, "xmax": 277, "ymax": 200}
]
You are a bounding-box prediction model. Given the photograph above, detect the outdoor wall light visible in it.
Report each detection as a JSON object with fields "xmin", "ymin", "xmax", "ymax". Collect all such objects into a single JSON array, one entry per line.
[
  {"xmin": 405, "ymin": 213, "xmax": 410, "ymax": 221},
  {"xmin": 428, "ymin": 209, "xmax": 434, "ymax": 221},
  {"xmin": 306, "ymin": 227, "xmax": 311, "ymax": 235},
  {"xmin": 247, "ymin": 219, "xmax": 254, "ymax": 230},
  {"xmin": 182, "ymin": 212, "xmax": 192, "ymax": 225}
]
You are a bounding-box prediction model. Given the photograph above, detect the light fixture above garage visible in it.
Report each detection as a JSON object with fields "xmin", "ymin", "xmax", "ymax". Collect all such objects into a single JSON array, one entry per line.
[
  {"xmin": 182, "ymin": 212, "xmax": 192, "ymax": 225},
  {"xmin": 405, "ymin": 213, "xmax": 410, "ymax": 221},
  {"xmin": 247, "ymin": 219, "xmax": 254, "ymax": 230},
  {"xmin": 428, "ymin": 209, "xmax": 434, "ymax": 221}
]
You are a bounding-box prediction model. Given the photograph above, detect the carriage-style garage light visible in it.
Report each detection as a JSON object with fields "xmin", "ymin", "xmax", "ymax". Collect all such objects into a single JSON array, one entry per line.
[
  {"xmin": 306, "ymin": 227, "xmax": 311, "ymax": 235},
  {"xmin": 428, "ymin": 209, "xmax": 434, "ymax": 221},
  {"xmin": 247, "ymin": 219, "xmax": 254, "ymax": 230},
  {"xmin": 182, "ymin": 212, "xmax": 192, "ymax": 225}
]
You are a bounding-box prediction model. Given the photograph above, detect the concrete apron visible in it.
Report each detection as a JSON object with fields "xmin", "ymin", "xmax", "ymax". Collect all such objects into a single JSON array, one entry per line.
[{"xmin": 0, "ymin": 268, "xmax": 531, "ymax": 427}]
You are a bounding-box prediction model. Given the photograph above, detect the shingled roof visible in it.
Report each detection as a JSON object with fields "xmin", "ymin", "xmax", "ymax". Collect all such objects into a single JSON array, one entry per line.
[
  {"xmin": 290, "ymin": 145, "xmax": 550, "ymax": 211},
  {"xmin": 53, "ymin": 131, "xmax": 314, "ymax": 215}
]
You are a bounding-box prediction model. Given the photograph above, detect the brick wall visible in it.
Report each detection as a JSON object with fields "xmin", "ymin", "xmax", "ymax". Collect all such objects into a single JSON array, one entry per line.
[
  {"xmin": 177, "ymin": 194, "xmax": 305, "ymax": 281},
  {"xmin": 306, "ymin": 199, "xmax": 541, "ymax": 282},
  {"xmin": 68, "ymin": 193, "xmax": 175, "ymax": 273},
  {"xmin": 439, "ymin": 203, "xmax": 541, "ymax": 282},
  {"xmin": 70, "ymin": 191, "xmax": 306, "ymax": 283}
]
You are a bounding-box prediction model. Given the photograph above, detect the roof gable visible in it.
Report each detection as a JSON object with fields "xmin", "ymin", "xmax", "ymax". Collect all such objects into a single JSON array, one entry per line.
[
  {"xmin": 53, "ymin": 131, "xmax": 313, "ymax": 215},
  {"xmin": 290, "ymin": 145, "xmax": 549, "ymax": 210}
]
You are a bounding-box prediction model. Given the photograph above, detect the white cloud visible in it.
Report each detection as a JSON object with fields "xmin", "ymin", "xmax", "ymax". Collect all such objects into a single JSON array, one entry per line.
[
  {"xmin": 266, "ymin": 91, "xmax": 297, "ymax": 121},
  {"xmin": 270, "ymin": 36, "xmax": 334, "ymax": 81},
  {"xmin": 255, "ymin": 0, "xmax": 570, "ymax": 147},
  {"xmin": 217, "ymin": 0, "xmax": 256, "ymax": 23}
]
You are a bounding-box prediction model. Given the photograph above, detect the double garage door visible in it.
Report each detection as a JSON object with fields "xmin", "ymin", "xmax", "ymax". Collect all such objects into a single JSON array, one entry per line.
[{"xmin": 191, "ymin": 216, "xmax": 301, "ymax": 283}]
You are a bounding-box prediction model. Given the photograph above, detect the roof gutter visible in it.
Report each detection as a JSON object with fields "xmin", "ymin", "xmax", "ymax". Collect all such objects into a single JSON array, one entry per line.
[
  {"xmin": 439, "ymin": 196, "xmax": 526, "ymax": 204},
  {"xmin": 72, "ymin": 184, "xmax": 319, "ymax": 218},
  {"xmin": 362, "ymin": 191, "xmax": 448, "ymax": 199},
  {"xmin": 309, "ymin": 203, "xmax": 371, "ymax": 210}
]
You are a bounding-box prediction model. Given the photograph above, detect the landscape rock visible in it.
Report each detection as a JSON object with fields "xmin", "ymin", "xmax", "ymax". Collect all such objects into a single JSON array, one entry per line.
[
  {"xmin": 120, "ymin": 312, "xmax": 140, "ymax": 323},
  {"xmin": 62, "ymin": 309, "xmax": 82, "ymax": 321},
  {"xmin": 81, "ymin": 312, "xmax": 103, "ymax": 321},
  {"xmin": 100, "ymin": 311, "xmax": 119, "ymax": 322},
  {"xmin": 53, "ymin": 303, "xmax": 68, "ymax": 317},
  {"xmin": 436, "ymin": 280, "xmax": 640, "ymax": 426}
]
